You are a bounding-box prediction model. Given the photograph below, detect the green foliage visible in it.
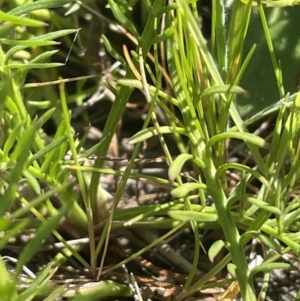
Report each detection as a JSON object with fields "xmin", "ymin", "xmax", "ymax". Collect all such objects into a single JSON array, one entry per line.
[
  {"xmin": 1, "ymin": 0, "xmax": 300, "ymax": 300},
  {"xmin": 0, "ymin": 0, "xmax": 126, "ymax": 299}
]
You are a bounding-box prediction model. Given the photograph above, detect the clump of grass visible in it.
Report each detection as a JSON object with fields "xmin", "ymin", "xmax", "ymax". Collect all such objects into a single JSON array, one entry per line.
[{"xmin": 1, "ymin": 0, "xmax": 300, "ymax": 300}]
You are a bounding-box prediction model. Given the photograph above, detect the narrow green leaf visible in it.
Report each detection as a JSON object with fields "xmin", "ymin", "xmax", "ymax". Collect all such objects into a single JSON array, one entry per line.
[
  {"xmin": 216, "ymin": 163, "xmax": 270, "ymax": 190},
  {"xmin": 171, "ymin": 182, "xmax": 207, "ymax": 198},
  {"xmin": 168, "ymin": 210, "xmax": 218, "ymax": 222},
  {"xmin": 239, "ymin": 93, "xmax": 295, "ymax": 128},
  {"xmin": 283, "ymin": 208, "xmax": 300, "ymax": 230},
  {"xmin": 102, "ymin": 35, "xmax": 126, "ymax": 67},
  {"xmin": 0, "ymin": 38, "xmax": 57, "ymax": 46},
  {"xmin": 250, "ymin": 262, "xmax": 290, "ymax": 278},
  {"xmin": 229, "ymin": 195, "xmax": 281, "ymax": 216},
  {"xmin": 211, "ymin": 0, "xmax": 227, "ymax": 70},
  {"xmin": 257, "ymin": 234, "xmax": 282, "ymax": 254},
  {"xmin": 80, "ymin": 135, "xmax": 111, "ymax": 159},
  {"xmin": 5, "ymin": 29, "xmax": 78, "ymax": 60},
  {"xmin": 168, "ymin": 154, "xmax": 193, "ymax": 181},
  {"xmin": 108, "ymin": 0, "xmax": 139, "ymax": 38},
  {"xmin": 227, "ymin": 263, "xmax": 237, "ymax": 278},
  {"xmin": 208, "ymin": 240, "xmax": 225, "ymax": 262},
  {"xmin": 0, "ymin": 10, "xmax": 46, "ymax": 27},
  {"xmin": 240, "ymin": 231, "xmax": 282, "ymax": 254},
  {"xmin": 81, "ymin": 86, "xmax": 132, "ymax": 211},
  {"xmin": 4, "ymin": 63, "xmax": 64, "ymax": 70},
  {"xmin": 3, "ymin": 122, "xmax": 24, "ymax": 157},
  {"xmin": 28, "ymin": 135, "xmax": 68, "ymax": 165},
  {"xmin": 198, "ymin": 85, "xmax": 246, "ymax": 99},
  {"xmin": 64, "ymin": 3, "xmax": 81, "ymax": 15},
  {"xmin": 207, "ymin": 131, "xmax": 270, "ymax": 150},
  {"xmin": 40, "ymin": 121, "xmax": 67, "ymax": 175},
  {"xmin": 8, "ymin": 0, "xmax": 71, "ymax": 15},
  {"xmin": 227, "ymin": 0, "xmax": 252, "ymax": 80},
  {"xmin": 22, "ymin": 169, "xmax": 41, "ymax": 195},
  {"xmin": 67, "ymin": 280, "xmax": 132, "ymax": 299},
  {"xmin": 147, "ymin": 26, "xmax": 174, "ymax": 46},
  {"xmin": 30, "ymin": 50, "xmax": 59, "ymax": 63}
]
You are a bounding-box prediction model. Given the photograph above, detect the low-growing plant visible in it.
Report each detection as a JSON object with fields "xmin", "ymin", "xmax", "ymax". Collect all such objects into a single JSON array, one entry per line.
[{"xmin": 1, "ymin": 0, "xmax": 300, "ymax": 300}]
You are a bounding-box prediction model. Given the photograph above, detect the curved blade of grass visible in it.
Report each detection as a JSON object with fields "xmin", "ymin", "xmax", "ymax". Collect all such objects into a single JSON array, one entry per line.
[
  {"xmin": 228, "ymin": 195, "xmax": 281, "ymax": 216},
  {"xmin": 208, "ymin": 240, "xmax": 225, "ymax": 262},
  {"xmin": 23, "ymin": 169, "xmax": 41, "ymax": 195},
  {"xmin": 168, "ymin": 154, "xmax": 194, "ymax": 181},
  {"xmin": 207, "ymin": 131, "xmax": 270, "ymax": 150},
  {"xmin": 216, "ymin": 163, "xmax": 270, "ymax": 189},
  {"xmin": 249, "ymin": 262, "xmax": 290, "ymax": 278},
  {"xmin": 247, "ymin": 231, "xmax": 282, "ymax": 253},
  {"xmin": 171, "ymin": 183, "xmax": 207, "ymax": 198},
  {"xmin": 199, "ymin": 85, "xmax": 246, "ymax": 99}
]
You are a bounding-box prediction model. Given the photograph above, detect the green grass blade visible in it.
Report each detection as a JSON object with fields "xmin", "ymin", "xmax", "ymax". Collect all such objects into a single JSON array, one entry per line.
[
  {"xmin": 8, "ymin": 0, "xmax": 71, "ymax": 15},
  {"xmin": 14, "ymin": 202, "xmax": 70, "ymax": 279},
  {"xmin": 0, "ymin": 10, "xmax": 46, "ymax": 27}
]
